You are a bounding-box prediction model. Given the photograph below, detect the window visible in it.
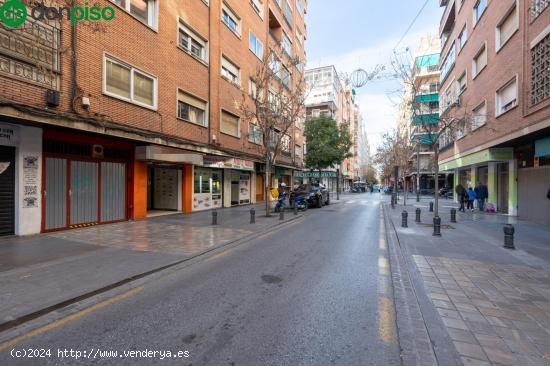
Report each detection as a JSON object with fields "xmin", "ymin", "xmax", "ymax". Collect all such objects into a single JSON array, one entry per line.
[
  {"xmin": 179, "ymin": 23, "xmax": 208, "ymax": 62},
  {"xmin": 249, "ymin": 32, "xmax": 264, "ymax": 59},
  {"xmin": 440, "ymin": 42, "xmax": 456, "ymax": 82},
  {"xmin": 457, "ymin": 71, "xmax": 467, "ymax": 94},
  {"xmin": 283, "ymin": 0, "xmax": 293, "ymax": 27},
  {"xmin": 296, "ymin": 28, "xmax": 304, "ymax": 46},
  {"xmin": 250, "ymin": 0, "xmax": 263, "ymax": 17},
  {"xmin": 496, "ymin": 4, "xmax": 518, "ymax": 51},
  {"xmin": 295, "ymin": 116, "xmax": 302, "ymax": 129},
  {"xmin": 282, "ymin": 32, "xmax": 292, "ymax": 56},
  {"xmin": 281, "ymin": 66, "xmax": 291, "ymax": 88},
  {"xmin": 496, "ymin": 77, "xmax": 518, "ymax": 116},
  {"xmin": 458, "ymin": 25, "xmax": 468, "ymax": 50},
  {"xmin": 472, "ymin": 43, "xmax": 487, "ymax": 78},
  {"xmin": 222, "ymin": 3, "xmax": 241, "ymax": 35},
  {"xmin": 531, "ymin": 33, "xmax": 550, "ymax": 105},
  {"xmin": 472, "ymin": 101, "xmax": 487, "ymax": 129},
  {"xmin": 221, "ymin": 111, "xmax": 240, "ymax": 137},
  {"xmin": 296, "ymin": 0, "xmax": 303, "ymax": 15},
  {"xmin": 473, "ymin": 0, "xmax": 487, "ymax": 25},
  {"xmin": 177, "ymin": 90, "xmax": 207, "ymax": 126},
  {"xmin": 269, "ymin": 52, "xmax": 281, "ymax": 78},
  {"xmin": 221, "ymin": 56, "xmax": 240, "ymax": 85},
  {"xmin": 281, "ymin": 134, "xmax": 291, "ymax": 156},
  {"xmin": 531, "ymin": 0, "xmax": 550, "ymax": 19},
  {"xmin": 249, "ymin": 79, "xmax": 258, "ymax": 99},
  {"xmin": 111, "ymin": 0, "xmax": 158, "ymax": 28},
  {"xmin": 248, "ymin": 122, "xmax": 262, "ymax": 144},
  {"xmin": 104, "ymin": 55, "xmax": 156, "ymax": 108},
  {"xmin": 295, "ymin": 144, "xmax": 302, "ymax": 158}
]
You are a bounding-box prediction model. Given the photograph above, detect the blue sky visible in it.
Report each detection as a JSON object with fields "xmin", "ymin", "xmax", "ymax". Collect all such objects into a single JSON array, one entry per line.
[{"xmin": 305, "ymin": 0, "xmax": 443, "ymax": 153}]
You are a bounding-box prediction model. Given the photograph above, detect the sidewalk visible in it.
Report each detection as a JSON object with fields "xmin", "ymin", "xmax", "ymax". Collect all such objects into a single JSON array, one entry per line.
[
  {"xmin": 384, "ymin": 200, "xmax": 550, "ymax": 366},
  {"xmin": 0, "ymin": 203, "xmax": 303, "ymax": 329}
]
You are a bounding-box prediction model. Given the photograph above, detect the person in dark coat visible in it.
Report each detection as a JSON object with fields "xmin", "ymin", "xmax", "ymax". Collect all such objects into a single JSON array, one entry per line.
[
  {"xmin": 474, "ymin": 182, "xmax": 488, "ymax": 212},
  {"xmin": 455, "ymin": 183, "xmax": 466, "ymax": 212}
]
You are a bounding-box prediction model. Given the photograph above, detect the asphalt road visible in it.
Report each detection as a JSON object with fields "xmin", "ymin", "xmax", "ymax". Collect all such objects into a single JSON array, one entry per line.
[{"xmin": 1, "ymin": 194, "xmax": 400, "ymax": 366}]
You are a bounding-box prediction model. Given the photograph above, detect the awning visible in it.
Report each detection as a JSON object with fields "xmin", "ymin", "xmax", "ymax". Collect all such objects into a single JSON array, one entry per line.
[
  {"xmin": 439, "ymin": 148, "xmax": 513, "ymax": 172},
  {"xmin": 135, "ymin": 145, "xmax": 203, "ymax": 165},
  {"xmin": 416, "ymin": 53, "xmax": 440, "ymax": 67}
]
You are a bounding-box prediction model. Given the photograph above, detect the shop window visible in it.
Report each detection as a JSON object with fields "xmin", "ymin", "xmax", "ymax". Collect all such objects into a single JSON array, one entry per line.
[
  {"xmin": 177, "ymin": 90, "xmax": 207, "ymax": 127},
  {"xmin": 221, "ymin": 111, "xmax": 240, "ymax": 137}
]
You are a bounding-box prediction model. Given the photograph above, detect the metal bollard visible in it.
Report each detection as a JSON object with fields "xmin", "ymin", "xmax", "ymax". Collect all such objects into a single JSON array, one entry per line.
[
  {"xmin": 450, "ymin": 208, "xmax": 457, "ymax": 223},
  {"xmin": 429, "ymin": 201, "xmax": 434, "ymax": 212},
  {"xmin": 402, "ymin": 211, "xmax": 408, "ymax": 228},
  {"xmin": 391, "ymin": 193, "xmax": 396, "ymax": 209},
  {"xmin": 212, "ymin": 210, "xmax": 218, "ymax": 225},
  {"xmin": 415, "ymin": 208, "xmax": 421, "ymax": 223},
  {"xmin": 503, "ymin": 224, "xmax": 515, "ymax": 249},
  {"xmin": 280, "ymin": 208, "xmax": 284, "ymax": 221},
  {"xmin": 250, "ymin": 208, "xmax": 255, "ymax": 224},
  {"xmin": 293, "ymin": 204, "xmax": 298, "ymax": 216},
  {"xmin": 433, "ymin": 216, "xmax": 441, "ymax": 236}
]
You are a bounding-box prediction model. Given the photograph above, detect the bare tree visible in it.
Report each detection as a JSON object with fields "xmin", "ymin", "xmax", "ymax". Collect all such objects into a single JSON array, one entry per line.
[
  {"xmin": 237, "ymin": 46, "xmax": 306, "ymax": 217},
  {"xmin": 389, "ymin": 49, "xmax": 481, "ymax": 216}
]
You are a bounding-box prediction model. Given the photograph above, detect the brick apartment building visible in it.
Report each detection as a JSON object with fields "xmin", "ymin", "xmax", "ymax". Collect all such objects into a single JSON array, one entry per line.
[
  {"xmin": 0, "ymin": 0, "xmax": 308, "ymax": 236},
  {"xmin": 437, "ymin": 0, "xmax": 550, "ymax": 222},
  {"xmin": 303, "ymin": 65, "xmax": 362, "ymax": 191}
]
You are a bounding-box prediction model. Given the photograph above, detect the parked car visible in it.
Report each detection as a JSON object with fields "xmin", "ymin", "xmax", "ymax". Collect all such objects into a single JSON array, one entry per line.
[
  {"xmin": 383, "ymin": 184, "xmax": 394, "ymax": 194},
  {"xmin": 291, "ymin": 183, "xmax": 330, "ymax": 208}
]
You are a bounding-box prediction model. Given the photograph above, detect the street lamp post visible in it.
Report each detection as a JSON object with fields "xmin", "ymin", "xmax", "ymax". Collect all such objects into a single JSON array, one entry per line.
[{"xmin": 416, "ymin": 141, "xmax": 420, "ymax": 202}]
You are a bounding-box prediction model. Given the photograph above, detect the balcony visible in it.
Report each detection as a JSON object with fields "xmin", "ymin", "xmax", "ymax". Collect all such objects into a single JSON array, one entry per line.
[
  {"xmin": 412, "ymin": 113, "xmax": 439, "ymax": 126},
  {"xmin": 415, "ymin": 93, "xmax": 439, "ymax": 103},
  {"xmin": 439, "ymin": 1, "xmax": 455, "ymax": 47}
]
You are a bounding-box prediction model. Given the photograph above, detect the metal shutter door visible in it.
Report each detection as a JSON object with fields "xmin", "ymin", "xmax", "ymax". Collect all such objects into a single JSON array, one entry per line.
[
  {"xmin": 0, "ymin": 146, "xmax": 15, "ymax": 236},
  {"xmin": 70, "ymin": 161, "xmax": 98, "ymax": 225},
  {"xmin": 44, "ymin": 157, "xmax": 67, "ymax": 230},
  {"xmin": 101, "ymin": 162, "xmax": 126, "ymax": 222}
]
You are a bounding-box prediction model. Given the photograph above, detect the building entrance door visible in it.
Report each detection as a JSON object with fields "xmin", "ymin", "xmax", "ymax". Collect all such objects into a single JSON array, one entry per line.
[
  {"xmin": 0, "ymin": 146, "xmax": 15, "ymax": 236},
  {"xmin": 147, "ymin": 166, "xmax": 179, "ymax": 211}
]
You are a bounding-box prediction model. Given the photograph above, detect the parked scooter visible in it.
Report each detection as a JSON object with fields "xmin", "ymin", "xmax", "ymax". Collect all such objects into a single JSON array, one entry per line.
[{"xmin": 274, "ymin": 190, "xmax": 288, "ymax": 212}]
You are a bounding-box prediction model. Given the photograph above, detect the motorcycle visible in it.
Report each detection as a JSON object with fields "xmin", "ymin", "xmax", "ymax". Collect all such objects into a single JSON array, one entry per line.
[{"xmin": 274, "ymin": 191, "xmax": 289, "ymax": 212}]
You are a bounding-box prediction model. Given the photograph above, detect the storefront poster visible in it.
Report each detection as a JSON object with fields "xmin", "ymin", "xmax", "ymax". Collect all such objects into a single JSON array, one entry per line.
[
  {"xmin": 239, "ymin": 174, "xmax": 250, "ymax": 204},
  {"xmin": 23, "ymin": 155, "xmax": 39, "ymax": 208}
]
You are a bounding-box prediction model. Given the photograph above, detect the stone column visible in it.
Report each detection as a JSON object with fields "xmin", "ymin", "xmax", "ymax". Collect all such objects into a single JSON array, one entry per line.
[
  {"xmin": 453, "ymin": 169, "xmax": 459, "ymax": 203},
  {"xmin": 508, "ymin": 159, "xmax": 518, "ymax": 216},
  {"xmin": 470, "ymin": 166, "xmax": 477, "ymax": 189}
]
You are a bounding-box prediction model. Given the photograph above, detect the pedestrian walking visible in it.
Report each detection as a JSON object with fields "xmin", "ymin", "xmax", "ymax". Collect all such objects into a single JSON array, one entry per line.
[
  {"xmin": 455, "ymin": 183, "xmax": 466, "ymax": 212},
  {"xmin": 467, "ymin": 187, "xmax": 477, "ymax": 211}
]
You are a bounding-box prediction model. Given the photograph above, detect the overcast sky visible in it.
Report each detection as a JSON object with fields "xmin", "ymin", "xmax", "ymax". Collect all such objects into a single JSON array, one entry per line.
[{"xmin": 305, "ymin": 0, "xmax": 443, "ymax": 155}]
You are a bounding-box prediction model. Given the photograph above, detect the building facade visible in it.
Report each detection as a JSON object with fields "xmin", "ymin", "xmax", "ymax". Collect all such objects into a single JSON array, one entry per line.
[
  {"xmin": 437, "ymin": 0, "xmax": 549, "ymax": 222},
  {"xmin": 0, "ymin": 0, "xmax": 308, "ymax": 236},
  {"xmin": 410, "ymin": 35, "xmax": 443, "ymax": 193},
  {"xmin": 304, "ymin": 65, "xmax": 361, "ymax": 190}
]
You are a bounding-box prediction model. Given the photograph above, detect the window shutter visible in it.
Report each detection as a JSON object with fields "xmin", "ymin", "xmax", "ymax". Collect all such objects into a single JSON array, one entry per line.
[
  {"xmin": 499, "ymin": 79, "xmax": 517, "ymax": 108},
  {"xmin": 499, "ymin": 7, "xmax": 517, "ymax": 46},
  {"xmin": 178, "ymin": 90, "xmax": 206, "ymax": 110},
  {"xmin": 221, "ymin": 111, "xmax": 240, "ymax": 137}
]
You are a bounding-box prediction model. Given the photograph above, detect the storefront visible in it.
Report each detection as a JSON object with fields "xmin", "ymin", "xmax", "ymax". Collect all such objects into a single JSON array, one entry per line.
[
  {"xmin": 294, "ymin": 171, "xmax": 338, "ymax": 191},
  {"xmin": 202, "ymin": 156, "xmax": 255, "ymax": 208},
  {"xmin": 147, "ymin": 165, "xmax": 181, "ymax": 212},
  {"xmin": 440, "ymin": 148, "xmax": 516, "ymax": 215},
  {"xmin": 193, "ymin": 167, "xmax": 223, "ymax": 211},
  {"xmin": 42, "ymin": 129, "xmax": 133, "ymax": 231}
]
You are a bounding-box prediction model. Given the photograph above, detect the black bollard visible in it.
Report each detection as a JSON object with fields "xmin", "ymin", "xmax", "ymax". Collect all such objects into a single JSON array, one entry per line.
[
  {"xmin": 250, "ymin": 208, "xmax": 255, "ymax": 224},
  {"xmin": 450, "ymin": 208, "xmax": 457, "ymax": 223},
  {"xmin": 415, "ymin": 208, "xmax": 421, "ymax": 223},
  {"xmin": 212, "ymin": 210, "xmax": 218, "ymax": 225},
  {"xmin": 293, "ymin": 204, "xmax": 298, "ymax": 215},
  {"xmin": 280, "ymin": 209, "xmax": 284, "ymax": 221},
  {"xmin": 433, "ymin": 216, "xmax": 441, "ymax": 237},
  {"xmin": 402, "ymin": 211, "xmax": 408, "ymax": 228},
  {"xmin": 429, "ymin": 201, "xmax": 434, "ymax": 212},
  {"xmin": 391, "ymin": 193, "xmax": 396, "ymax": 209},
  {"xmin": 503, "ymin": 224, "xmax": 515, "ymax": 249}
]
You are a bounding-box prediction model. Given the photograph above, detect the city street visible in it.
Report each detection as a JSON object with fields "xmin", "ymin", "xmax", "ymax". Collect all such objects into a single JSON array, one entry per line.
[{"xmin": 0, "ymin": 194, "xmax": 401, "ymax": 365}]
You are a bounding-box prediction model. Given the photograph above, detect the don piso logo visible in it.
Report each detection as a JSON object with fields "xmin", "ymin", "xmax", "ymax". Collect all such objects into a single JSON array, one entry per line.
[{"xmin": 0, "ymin": 0, "xmax": 115, "ymax": 28}]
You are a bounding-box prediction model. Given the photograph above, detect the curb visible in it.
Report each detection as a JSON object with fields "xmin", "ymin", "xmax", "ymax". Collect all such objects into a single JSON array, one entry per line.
[
  {"xmin": 383, "ymin": 204, "xmax": 460, "ymax": 366},
  {"xmin": 0, "ymin": 214, "xmax": 304, "ymax": 334}
]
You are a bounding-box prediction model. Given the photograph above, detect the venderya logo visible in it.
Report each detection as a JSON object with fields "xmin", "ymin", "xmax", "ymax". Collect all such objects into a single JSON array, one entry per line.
[{"xmin": 0, "ymin": 0, "xmax": 115, "ymax": 28}]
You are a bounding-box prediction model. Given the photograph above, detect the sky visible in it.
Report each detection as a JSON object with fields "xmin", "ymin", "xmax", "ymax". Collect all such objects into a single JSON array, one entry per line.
[{"xmin": 305, "ymin": 0, "xmax": 443, "ymax": 155}]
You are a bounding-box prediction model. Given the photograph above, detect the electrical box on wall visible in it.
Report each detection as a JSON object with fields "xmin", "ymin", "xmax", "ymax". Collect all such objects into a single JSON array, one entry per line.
[{"xmin": 45, "ymin": 90, "xmax": 59, "ymax": 107}]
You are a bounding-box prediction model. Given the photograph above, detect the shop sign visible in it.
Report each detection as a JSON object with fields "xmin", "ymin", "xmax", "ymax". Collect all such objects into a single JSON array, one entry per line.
[
  {"xmin": 203, "ymin": 156, "xmax": 254, "ymax": 171},
  {"xmin": 0, "ymin": 123, "xmax": 19, "ymax": 146},
  {"xmin": 295, "ymin": 171, "xmax": 336, "ymax": 178}
]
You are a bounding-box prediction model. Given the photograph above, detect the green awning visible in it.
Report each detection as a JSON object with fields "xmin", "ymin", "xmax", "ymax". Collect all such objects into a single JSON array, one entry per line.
[
  {"xmin": 415, "ymin": 93, "xmax": 439, "ymax": 103},
  {"xmin": 416, "ymin": 53, "xmax": 440, "ymax": 67},
  {"xmin": 412, "ymin": 113, "xmax": 439, "ymax": 125},
  {"xmin": 439, "ymin": 148, "xmax": 514, "ymax": 171}
]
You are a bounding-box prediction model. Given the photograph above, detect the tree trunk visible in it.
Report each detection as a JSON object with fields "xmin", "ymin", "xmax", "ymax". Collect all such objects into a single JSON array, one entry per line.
[
  {"xmin": 403, "ymin": 174, "xmax": 407, "ymax": 206},
  {"xmin": 434, "ymin": 145, "xmax": 440, "ymax": 217},
  {"xmin": 265, "ymin": 159, "xmax": 271, "ymax": 217}
]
